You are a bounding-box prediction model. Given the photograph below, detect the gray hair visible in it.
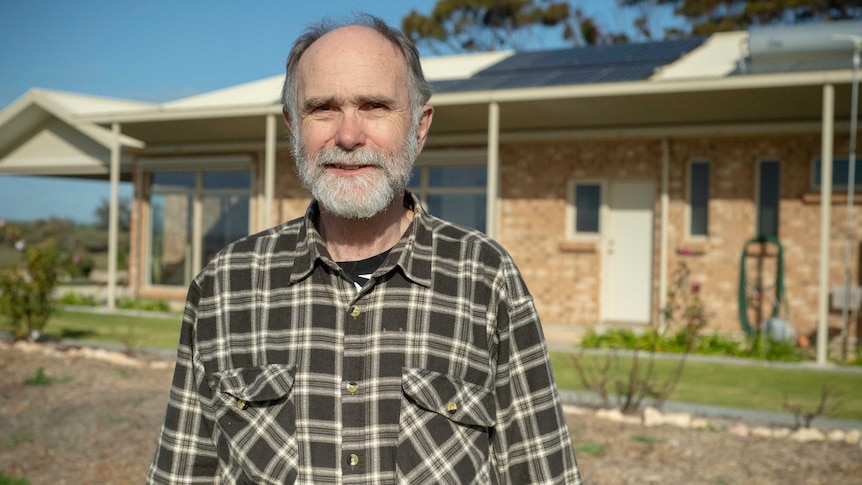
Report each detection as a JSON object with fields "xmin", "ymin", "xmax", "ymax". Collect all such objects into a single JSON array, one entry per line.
[{"xmin": 280, "ymin": 13, "xmax": 432, "ymax": 128}]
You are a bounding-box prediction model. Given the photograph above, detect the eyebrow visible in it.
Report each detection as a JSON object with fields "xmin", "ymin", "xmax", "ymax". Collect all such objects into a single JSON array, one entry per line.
[{"xmin": 300, "ymin": 95, "xmax": 399, "ymax": 114}]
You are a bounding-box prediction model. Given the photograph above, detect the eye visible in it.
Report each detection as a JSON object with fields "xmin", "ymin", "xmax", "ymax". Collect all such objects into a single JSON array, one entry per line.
[{"xmin": 364, "ymin": 102, "xmax": 388, "ymax": 111}]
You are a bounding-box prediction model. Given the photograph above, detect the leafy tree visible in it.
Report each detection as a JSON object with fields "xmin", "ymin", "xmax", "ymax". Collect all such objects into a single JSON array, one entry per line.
[
  {"xmin": 94, "ymin": 196, "xmax": 131, "ymax": 231},
  {"xmin": 403, "ymin": 0, "xmax": 862, "ymax": 54},
  {"xmin": 622, "ymin": 0, "xmax": 862, "ymax": 36},
  {"xmin": 402, "ymin": 0, "xmax": 584, "ymax": 53},
  {"xmin": 0, "ymin": 240, "xmax": 64, "ymax": 340}
]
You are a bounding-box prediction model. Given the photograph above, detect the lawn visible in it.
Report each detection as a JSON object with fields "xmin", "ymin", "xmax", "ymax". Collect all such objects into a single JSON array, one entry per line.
[
  {"xmin": 42, "ymin": 309, "xmax": 182, "ymax": 351},
  {"xmin": 550, "ymin": 352, "xmax": 862, "ymax": 421},
  {"xmin": 29, "ymin": 310, "xmax": 862, "ymax": 422}
]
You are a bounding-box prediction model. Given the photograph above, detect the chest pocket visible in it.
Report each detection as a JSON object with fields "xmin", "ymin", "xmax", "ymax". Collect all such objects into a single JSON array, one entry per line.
[
  {"xmin": 397, "ymin": 367, "xmax": 498, "ymax": 484},
  {"xmin": 208, "ymin": 364, "xmax": 298, "ymax": 485}
]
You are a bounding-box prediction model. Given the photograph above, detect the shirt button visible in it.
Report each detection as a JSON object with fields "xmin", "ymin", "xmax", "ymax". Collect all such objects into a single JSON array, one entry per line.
[
  {"xmin": 348, "ymin": 453, "xmax": 360, "ymax": 467},
  {"xmin": 350, "ymin": 306, "xmax": 361, "ymax": 317},
  {"xmin": 236, "ymin": 399, "xmax": 247, "ymax": 410},
  {"xmin": 346, "ymin": 382, "xmax": 359, "ymax": 393},
  {"xmin": 446, "ymin": 401, "xmax": 458, "ymax": 413}
]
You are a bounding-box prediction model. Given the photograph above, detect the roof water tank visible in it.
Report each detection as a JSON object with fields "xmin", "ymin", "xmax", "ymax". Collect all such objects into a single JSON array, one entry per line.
[{"xmin": 748, "ymin": 20, "xmax": 862, "ymax": 60}]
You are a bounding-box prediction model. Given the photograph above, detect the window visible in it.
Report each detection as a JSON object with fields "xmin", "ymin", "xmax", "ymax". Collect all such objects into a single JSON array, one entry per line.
[
  {"xmin": 148, "ymin": 169, "xmax": 250, "ymax": 286},
  {"xmin": 567, "ymin": 180, "xmax": 603, "ymax": 238},
  {"xmin": 757, "ymin": 160, "xmax": 780, "ymax": 238},
  {"xmin": 812, "ymin": 158, "xmax": 860, "ymax": 190},
  {"xmin": 688, "ymin": 160, "xmax": 710, "ymax": 237},
  {"xmin": 410, "ymin": 165, "xmax": 487, "ymax": 232}
]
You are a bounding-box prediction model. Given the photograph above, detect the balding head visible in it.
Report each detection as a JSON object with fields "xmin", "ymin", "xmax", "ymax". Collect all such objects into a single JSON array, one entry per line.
[{"xmin": 281, "ymin": 14, "xmax": 432, "ymax": 129}]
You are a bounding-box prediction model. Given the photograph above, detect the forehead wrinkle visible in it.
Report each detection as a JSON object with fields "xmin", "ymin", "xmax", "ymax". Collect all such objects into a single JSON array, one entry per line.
[{"xmin": 297, "ymin": 28, "xmax": 408, "ymax": 84}]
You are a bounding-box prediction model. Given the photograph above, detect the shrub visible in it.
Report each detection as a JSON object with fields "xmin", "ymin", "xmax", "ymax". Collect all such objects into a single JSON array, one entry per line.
[
  {"xmin": 117, "ymin": 297, "xmax": 171, "ymax": 313},
  {"xmin": 56, "ymin": 291, "xmax": 99, "ymax": 307},
  {"xmin": 64, "ymin": 253, "xmax": 95, "ymax": 279},
  {"xmin": 0, "ymin": 240, "xmax": 64, "ymax": 340},
  {"xmin": 0, "ymin": 471, "xmax": 30, "ymax": 485},
  {"xmin": 571, "ymin": 260, "xmax": 705, "ymax": 414}
]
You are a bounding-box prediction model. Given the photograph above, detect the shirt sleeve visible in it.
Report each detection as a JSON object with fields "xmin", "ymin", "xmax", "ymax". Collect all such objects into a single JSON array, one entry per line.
[
  {"xmin": 492, "ymin": 274, "xmax": 583, "ymax": 484},
  {"xmin": 146, "ymin": 281, "xmax": 221, "ymax": 484}
]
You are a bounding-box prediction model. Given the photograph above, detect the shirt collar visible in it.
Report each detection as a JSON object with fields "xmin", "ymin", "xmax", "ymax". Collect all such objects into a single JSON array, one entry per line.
[{"xmin": 288, "ymin": 191, "xmax": 433, "ymax": 288}]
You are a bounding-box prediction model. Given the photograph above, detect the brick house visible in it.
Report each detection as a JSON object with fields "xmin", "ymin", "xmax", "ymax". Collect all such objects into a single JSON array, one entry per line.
[{"xmin": 1, "ymin": 21, "xmax": 860, "ymax": 349}]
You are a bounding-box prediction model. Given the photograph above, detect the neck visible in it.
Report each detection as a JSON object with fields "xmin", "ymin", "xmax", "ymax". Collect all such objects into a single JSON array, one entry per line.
[{"xmin": 317, "ymin": 193, "xmax": 413, "ymax": 262}]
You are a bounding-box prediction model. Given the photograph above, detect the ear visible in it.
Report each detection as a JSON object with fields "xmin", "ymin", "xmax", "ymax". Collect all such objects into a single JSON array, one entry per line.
[{"xmin": 415, "ymin": 105, "xmax": 434, "ymax": 153}]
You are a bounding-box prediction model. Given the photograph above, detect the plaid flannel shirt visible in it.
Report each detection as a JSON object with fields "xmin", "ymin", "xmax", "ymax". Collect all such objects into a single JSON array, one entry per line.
[{"xmin": 146, "ymin": 193, "xmax": 581, "ymax": 484}]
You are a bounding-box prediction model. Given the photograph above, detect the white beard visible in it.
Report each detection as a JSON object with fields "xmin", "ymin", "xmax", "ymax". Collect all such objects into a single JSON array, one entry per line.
[{"xmin": 293, "ymin": 128, "xmax": 417, "ymax": 219}]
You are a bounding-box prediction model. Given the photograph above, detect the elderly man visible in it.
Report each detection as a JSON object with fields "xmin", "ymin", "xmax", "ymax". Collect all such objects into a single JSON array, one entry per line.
[{"xmin": 147, "ymin": 14, "xmax": 581, "ymax": 484}]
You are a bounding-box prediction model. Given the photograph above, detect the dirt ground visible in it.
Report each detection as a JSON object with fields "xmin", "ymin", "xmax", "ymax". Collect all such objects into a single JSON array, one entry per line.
[{"xmin": 1, "ymin": 341, "xmax": 860, "ymax": 485}]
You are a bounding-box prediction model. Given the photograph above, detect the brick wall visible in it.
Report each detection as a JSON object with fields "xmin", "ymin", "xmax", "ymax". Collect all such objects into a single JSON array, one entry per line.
[
  {"xmin": 498, "ymin": 133, "xmax": 861, "ymax": 339},
  {"xmin": 128, "ymin": 133, "xmax": 861, "ymax": 341}
]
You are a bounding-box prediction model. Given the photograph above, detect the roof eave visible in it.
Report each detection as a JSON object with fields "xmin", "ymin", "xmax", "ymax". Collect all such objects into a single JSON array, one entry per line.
[
  {"xmin": 78, "ymin": 68, "xmax": 855, "ymax": 127},
  {"xmin": 82, "ymin": 103, "xmax": 283, "ymax": 124}
]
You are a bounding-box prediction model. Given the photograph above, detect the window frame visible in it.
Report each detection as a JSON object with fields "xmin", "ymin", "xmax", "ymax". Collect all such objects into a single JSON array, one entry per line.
[
  {"xmin": 141, "ymin": 157, "xmax": 252, "ymax": 288},
  {"xmin": 566, "ymin": 179, "xmax": 606, "ymax": 240},
  {"xmin": 410, "ymin": 151, "xmax": 487, "ymax": 232},
  {"xmin": 686, "ymin": 158, "xmax": 710, "ymax": 239},
  {"xmin": 756, "ymin": 158, "xmax": 781, "ymax": 239},
  {"xmin": 810, "ymin": 155, "xmax": 858, "ymax": 191}
]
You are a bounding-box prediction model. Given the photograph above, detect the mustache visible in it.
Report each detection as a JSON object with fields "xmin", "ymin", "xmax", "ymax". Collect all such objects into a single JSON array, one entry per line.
[{"xmin": 313, "ymin": 146, "xmax": 387, "ymax": 168}]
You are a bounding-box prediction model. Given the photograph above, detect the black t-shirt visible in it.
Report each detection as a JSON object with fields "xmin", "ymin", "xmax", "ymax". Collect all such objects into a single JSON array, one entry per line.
[{"xmin": 337, "ymin": 249, "xmax": 391, "ymax": 291}]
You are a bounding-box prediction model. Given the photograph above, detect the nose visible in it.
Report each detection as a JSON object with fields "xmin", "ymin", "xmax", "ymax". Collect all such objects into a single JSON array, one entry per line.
[{"xmin": 335, "ymin": 109, "xmax": 365, "ymax": 150}]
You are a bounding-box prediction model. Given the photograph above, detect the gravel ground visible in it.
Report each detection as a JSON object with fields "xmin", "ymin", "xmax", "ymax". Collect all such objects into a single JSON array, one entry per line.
[{"xmin": 1, "ymin": 341, "xmax": 861, "ymax": 484}]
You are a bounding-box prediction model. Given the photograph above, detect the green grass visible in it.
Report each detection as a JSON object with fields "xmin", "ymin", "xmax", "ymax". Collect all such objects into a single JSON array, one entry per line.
[
  {"xmin": 0, "ymin": 472, "xmax": 30, "ymax": 485},
  {"xmin": 42, "ymin": 309, "xmax": 181, "ymax": 350},
  {"xmin": 551, "ymin": 352, "xmax": 862, "ymax": 421}
]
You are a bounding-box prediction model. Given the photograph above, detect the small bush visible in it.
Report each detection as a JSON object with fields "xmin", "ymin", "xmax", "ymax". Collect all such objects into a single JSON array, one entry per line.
[
  {"xmin": 692, "ymin": 332, "xmax": 743, "ymax": 356},
  {"xmin": 0, "ymin": 472, "xmax": 30, "ymax": 485},
  {"xmin": 580, "ymin": 328, "xmax": 805, "ymax": 362},
  {"xmin": 574, "ymin": 442, "xmax": 605, "ymax": 456},
  {"xmin": 24, "ymin": 367, "xmax": 51, "ymax": 386},
  {"xmin": 56, "ymin": 291, "xmax": 98, "ymax": 307},
  {"xmin": 117, "ymin": 297, "xmax": 171, "ymax": 313},
  {"xmin": 0, "ymin": 240, "xmax": 64, "ymax": 340},
  {"xmin": 64, "ymin": 253, "xmax": 95, "ymax": 279}
]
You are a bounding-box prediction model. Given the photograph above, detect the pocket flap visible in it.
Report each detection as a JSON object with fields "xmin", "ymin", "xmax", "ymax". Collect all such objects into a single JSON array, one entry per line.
[
  {"xmin": 210, "ymin": 364, "xmax": 295, "ymax": 402},
  {"xmin": 401, "ymin": 368, "xmax": 496, "ymax": 427}
]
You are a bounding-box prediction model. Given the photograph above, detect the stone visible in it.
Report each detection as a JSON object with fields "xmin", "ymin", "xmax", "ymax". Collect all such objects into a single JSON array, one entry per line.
[
  {"xmin": 562, "ymin": 404, "xmax": 589, "ymax": 416},
  {"xmin": 149, "ymin": 360, "xmax": 172, "ymax": 370},
  {"xmin": 643, "ymin": 407, "xmax": 663, "ymax": 427},
  {"xmin": 791, "ymin": 428, "xmax": 826, "ymax": 443},
  {"xmin": 621, "ymin": 414, "xmax": 641, "ymax": 425},
  {"xmin": 596, "ymin": 408, "xmax": 625, "ymax": 422},
  {"xmin": 826, "ymin": 430, "xmax": 846, "ymax": 442},
  {"xmin": 662, "ymin": 412, "xmax": 692, "ymax": 428},
  {"xmin": 772, "ymin": 428, "xmax": 792, "ymax": 439},
  {"xmin": 751, "ymin": 426, "xmax": 773, "ymax": 438},
  {"xmin": 690, "ymin": 418, "xmax": 711, "ymax": 430},
  {"xmin": 728, "ymin": 423, "xmax": 749, "ymax": 437},
  {"xmin": 844, "ymin": 429, "xmax": 861, "ymax": 445}
]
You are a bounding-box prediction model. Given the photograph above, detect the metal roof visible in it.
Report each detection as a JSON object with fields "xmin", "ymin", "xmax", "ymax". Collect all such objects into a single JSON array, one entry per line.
[{"xmin": 432, "ymin": 37, "xmax": 706, "ymax": 93}]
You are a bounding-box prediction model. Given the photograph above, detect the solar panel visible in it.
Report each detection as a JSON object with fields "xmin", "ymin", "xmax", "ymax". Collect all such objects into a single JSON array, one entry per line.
[
  {"xmin": 478, "ymin": 38, "xmax": 705, "ymax": 74},
  {"xmin": 430, "ymin": 37, "xmax": 706, "ymax": 93}
]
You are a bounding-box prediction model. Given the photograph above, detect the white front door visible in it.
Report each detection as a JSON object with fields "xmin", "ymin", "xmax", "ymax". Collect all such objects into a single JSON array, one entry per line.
[{"xmin": 602, "ymin": 180, "xmax": 655, "ymax": 324}]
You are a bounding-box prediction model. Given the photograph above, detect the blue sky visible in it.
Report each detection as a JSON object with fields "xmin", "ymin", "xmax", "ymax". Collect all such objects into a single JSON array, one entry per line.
[{"xmin": 0, "ymin": 0, "xmax": 677, "ymax": 224}]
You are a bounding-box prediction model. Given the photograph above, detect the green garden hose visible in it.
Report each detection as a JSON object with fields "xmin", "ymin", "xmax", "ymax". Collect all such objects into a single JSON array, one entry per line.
[{"xmin": 738, "ymin": 235, "xmax": 785, "ymax": 336}]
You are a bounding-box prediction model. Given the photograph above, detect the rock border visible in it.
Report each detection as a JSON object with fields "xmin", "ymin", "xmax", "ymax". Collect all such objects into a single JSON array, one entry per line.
[
  {"xmin": 4, "ymin": 339, "xmax": 173, "ymax": 370},
  {"xmin": 563, "ymin": 404, "xmax": 862, "ymax": 448}
]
